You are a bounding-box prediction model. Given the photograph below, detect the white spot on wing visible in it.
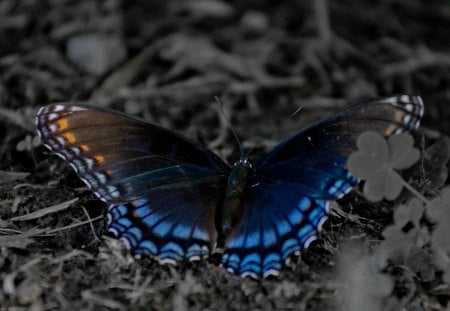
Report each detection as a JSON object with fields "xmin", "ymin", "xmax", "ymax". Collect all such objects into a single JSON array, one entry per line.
[
  {"xmin": 240, "ymin": 271, "xmax": 259, "ymax": 279},
  {"xmin": 400, "ymin": 95, "xmax": 410, "ymax": 103},
  {"xmin": 403, "ymin": 114, "xmax": 411, "ymax": 125},
  {"xmin": 48, "ymin": 113, "xmax": 59, "ymax": 121},
  {"xmin": 317, "ymin": 216, "xmax": 328, "ymax": 231},
  {"xmin": 304, "ymin": 235, "xmax": 317, "ymax": 249},
  {"xmin": 53, "ymin": 105, "xmax": 66, "ymax": 112},
  {"xmin": 108, "ymin": 227, "xmax": 119, "ymax": 237},
  {"xmin": 69, "ymin": 106, "xmax": 88, "ymax": 112},
  {"xmin": 263, "ymin": 269, "xmax": 280, "ymax": 278},
  {"xmin": 383, "ymin": 97, "xmax": 397, "ymax": 104},
  {"xmin": 158, "ymin": 257, "xmax": 177, "ymax": 265},
  {"xmin": 96, "ymin": 172, "xmax": 107, "ymax": 184},
  {"xmin": 56, "ymin": 136, "xmax": 65, "ymax": 145}
]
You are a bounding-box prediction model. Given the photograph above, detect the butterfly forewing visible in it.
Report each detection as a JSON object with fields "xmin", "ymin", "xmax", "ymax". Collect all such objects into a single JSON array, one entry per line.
[
  {"xmin": 36, "ymin": 104, "xmax": 229, "ymax": 203},
  {"xmin": 221, "ymin": 95, "xmax": 424, "ymax": 277},
  {"xmin": 36, "ymin": 104, "xmax": 229, "ymax": 262}
]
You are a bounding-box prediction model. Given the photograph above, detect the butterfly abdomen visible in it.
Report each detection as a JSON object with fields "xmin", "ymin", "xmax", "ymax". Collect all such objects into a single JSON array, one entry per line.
[{"xmin": 220, "ymin": 157, "xmax": 254, "ymax": 237}]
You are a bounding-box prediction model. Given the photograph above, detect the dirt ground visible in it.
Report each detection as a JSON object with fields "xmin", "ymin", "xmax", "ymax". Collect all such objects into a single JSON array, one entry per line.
[{"xmin": 1, "ymin": 1, "xmax": 450, "ymax": 310}]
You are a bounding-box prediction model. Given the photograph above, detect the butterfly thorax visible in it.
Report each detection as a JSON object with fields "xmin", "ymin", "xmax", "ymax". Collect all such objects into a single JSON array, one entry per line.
[{"xmin": 220, "ymin": 157, "xmax": 253, "ymax": 237}]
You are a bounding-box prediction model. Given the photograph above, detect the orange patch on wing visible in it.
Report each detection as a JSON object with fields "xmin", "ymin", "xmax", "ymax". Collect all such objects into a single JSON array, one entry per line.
[
  {"xmin": 80, "ymin": 144, "xmax": 90, "ymax": 152},
  {"xmin": 94, "ymin": 155, "xmax": 105, "ymax": 164},
  {"xmin": 395, "ymin": 110, "xmax": 405, "ymax": 122},
  {"xmin": 56, "ymin": 118, "xmax": 68, "ymax": 130},
  {"xmin": 384, "ymin": 125, "xmax": 396, "ymax": 137},
  {"xmin": 63, "ymin": 132, "xmax": 76, "ymax": 143},
  {"xmin": 105, "ymin": 169, "xmax": 113, "ymax": 176}
]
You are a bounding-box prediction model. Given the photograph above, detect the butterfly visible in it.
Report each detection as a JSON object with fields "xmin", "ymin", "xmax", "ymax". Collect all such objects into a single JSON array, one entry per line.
[{"xmin": 35, "ymin": 95, "xmax": 424, "ymax": 278}]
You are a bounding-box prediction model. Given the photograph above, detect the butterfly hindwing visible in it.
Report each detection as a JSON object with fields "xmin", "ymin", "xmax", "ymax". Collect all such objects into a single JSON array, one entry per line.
[
  {"xmin": 108, "ymin": 175, "xmax": 225, "ymax": 262},
  {"xmin": 221, "ymin": 178, "xmax": 331, "ymax": 278},
  {"xmin": 221, "ymin": 95, "xmax": 424, "ymax": 277},
  {"xmin": 36, "ymin": 104, "xmax": 229, "ymax": 262}
]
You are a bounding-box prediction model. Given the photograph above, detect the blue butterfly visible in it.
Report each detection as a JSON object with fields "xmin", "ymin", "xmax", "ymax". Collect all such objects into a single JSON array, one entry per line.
[{"xmin": 35, "ymin": 95, "xmax": 423, "ymax": 278}]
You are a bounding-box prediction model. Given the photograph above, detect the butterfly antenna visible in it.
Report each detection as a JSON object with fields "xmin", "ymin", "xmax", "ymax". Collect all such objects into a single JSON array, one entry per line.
[
  {"xmin": 214, "ymin": 96, "xmax": 244, "ymax": 157},
  {"xmin": 245, "ymin": 105, "xmax": 304, "ymax": 157}
]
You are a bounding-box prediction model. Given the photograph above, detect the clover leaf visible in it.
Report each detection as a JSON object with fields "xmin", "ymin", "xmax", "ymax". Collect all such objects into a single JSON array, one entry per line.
[
  {"xmin": 426, "ymin": 187, "xmax": 450, "ymax": 252},
  {"xmin": 423, "ymin": 138, "xmax": 450, "ymax": 189},
  {"xmin": 393, "ymin": 198, "xmax": 424, "ymax": 229},
  {"xmin": 347, "ymin": 131, "xmax": 420, "ymax": 202}
]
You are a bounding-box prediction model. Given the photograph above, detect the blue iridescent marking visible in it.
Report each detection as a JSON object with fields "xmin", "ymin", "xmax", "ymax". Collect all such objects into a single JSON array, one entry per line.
[
  {"xmin": 138, "ymin": 240, "xmax": 157, "ymax": 254},
  {"xmin": 222, "ymin": 253, "xmax": 229, "ymax": 262},
  {"xmin": 227, "ymin": 234, "xmax": 244, "ymax": 248},
  {"xmin": 109, "ymin": 224, "xmax": 125, "ymax": 235},
  {"xmin": 141, "ymin": 212, "xmax": 165, "ymax": 228},
  {"xmin": 186, "ymin": 244, "xmax": 203, "ymax": 257},
  {"xmin": 134, "ymin": 204, "xmax": 152, "ymax": 219},
  {"xmin": 73, "ymin": 159, "xmax": 84, "ymax": 172},
  {"xmin": 309, "ymin": 207, "xmax": 324, "ymax": 225},
  {"xmin": 240, "ymin": 253, "xmax": 261, "ymax": 267},
  {"xmin": 263, "ymin": 253, "xmax": 281, "ymax": 266},
  {"xmin": 314, "ymin": 199, "xmax": 327, "ymax": 209},
  {"xmin": 117, "ymin": 217, "xmax": 132, "ymax": 228},
  {"xmin": 192, "ymin": 227, "xmax": 208, "ymax": 241},
  {"xmin": 274, "ymin": 218, "xmax": 291, "ymax": 236},
  {"xmin": 263, "ymin": 228, "xmax": 277, "ymax": 248},
  {"xmin": 328, "ymin": 179, "xmax": 345, "ymax": 195},
  {"xmin": 126, "ymin": 227, "xmax": 143, "ymax": 241},
  {"xmin": 287, "ymin": 208, "xmax": 303, "ymax": 225},
  {"xmin": 298, "ymin": 224, "xmax": 314, "ymax": 244},
  {"xmin": 161, "ymin": 242, "xmax": 184, "ymax": 257},
  {"xmin": 173, "ymin": 224, "xmax": 191, "ymax": 239},
  {"xmin": 117, "ymin": 204, "xmax": 128, "ymax": 215},
  {"xmin": 122, "ymin": 233, "xmax": 137, "ymax": 246},
  {"xmin": 134, "ymin": 199, "xmax": 148, "ymax": 208},
  {"xmin": 152, "ymin": 221, "xmax": 173, "ymax": 237},
  {"xmin": 109, "ymin": 209, "xmax": 121, "ymax": 221},
  {"xmin": 298, "ymin": 197, "xmax": 311, "ymax": 212},
  {"xmin": 227, "ymin": 254, "xmax": 240, "ymax": 269},
  {"xmin": 241, "ymin": 262, "xmax": 260, "ymax": 273},
  {"xmin": 245, "ymin": 231, "xmax": 261, "ymax": 248},
  {"xmin": 281, "ymin": 238, "xmax": 299, "ymax": 256}
]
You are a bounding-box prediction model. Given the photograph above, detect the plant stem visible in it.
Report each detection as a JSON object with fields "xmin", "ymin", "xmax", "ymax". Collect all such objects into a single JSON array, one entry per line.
[{"xmin": 394, "ymin": 171, "xmax": 430, "ymax": 205}]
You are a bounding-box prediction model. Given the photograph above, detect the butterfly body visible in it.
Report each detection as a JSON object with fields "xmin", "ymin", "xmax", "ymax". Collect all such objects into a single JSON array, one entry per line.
[
  {"xmin": 36, "ymin": 95, "xmax": 424, "ymax": 278},
  {"xmin": 221, "ymin": 157, "xmax": 253, "ymax": 237}
]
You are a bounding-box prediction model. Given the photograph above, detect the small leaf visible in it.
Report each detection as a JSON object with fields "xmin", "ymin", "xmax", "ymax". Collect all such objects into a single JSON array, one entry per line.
[
  {"xmin": 431, "ymin": 225, "xmax": 450, "ymax": 252},
  {"xmin": 388, "ymin": 133, "xmax": 420, "ymax": 169},
  {"xmin": 394, "ymin": 199, "xmax": 424, "ymax": 229},
  {"xmin": 356, "ymin": 131, "xmax": 389, "ymax": 163},
  {"xmin": 431, "ymin": 244, "xmax": 449, "ymax": 270},
  {"xmin": 347, "ymin": 131, "xmax": 421, "ymax": 202},
  {"xmin": 347, "ymin": 151, "xmax": 381, "ymax": 180},
  {"xmin": 362, "ymin": 170, "xmax": 387, "ymax": 202},
  {"xmin": 384, "ymin": 170, "xmax": 403, "ymax": 200},
  {"xmin": 423, "ymin": 138, "xmax": 450, "ymax": 188},
  {"xmin": 426, "ymin": 187, "xmax": 450, "ymax": 222},
  {"xmin": 404, "ymin": 247, "xmax": 435, "ymax": 282}
]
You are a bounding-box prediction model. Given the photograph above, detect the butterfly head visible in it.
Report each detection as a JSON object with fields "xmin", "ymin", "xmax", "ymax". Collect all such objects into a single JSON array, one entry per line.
[{"xmin": 233, "ymin": 156, "xmax": 253, "ymax": 169}]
